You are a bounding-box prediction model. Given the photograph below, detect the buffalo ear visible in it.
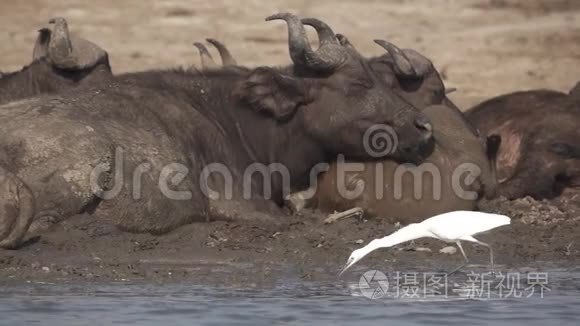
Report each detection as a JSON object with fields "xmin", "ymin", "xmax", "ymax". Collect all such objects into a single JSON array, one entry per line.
[
  {"xmin": 236, "ymin": 67, "xmax": 312, "ymax": 120},
  {"xmin": 486, "ymin": 134, "xmax": 501, "ymax": 161}
]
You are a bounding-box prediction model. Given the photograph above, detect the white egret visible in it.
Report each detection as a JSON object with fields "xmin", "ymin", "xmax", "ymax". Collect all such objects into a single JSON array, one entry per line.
[{"xmin": 339, "ymin": 211, "xmax": 511, "ymax": 276}]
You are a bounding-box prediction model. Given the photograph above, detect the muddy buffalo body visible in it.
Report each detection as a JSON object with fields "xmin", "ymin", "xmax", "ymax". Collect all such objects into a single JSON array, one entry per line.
[
  {"xmin": 466, "ymin": 83, "xmax": 580, "ymax": 200},
  {"xmin": 0, "ymin": 13, "xmax": 434, "ymax": 249},
  {"xmin": 0, "ymin": 18, "xmax": 112, "ymax": 105}
]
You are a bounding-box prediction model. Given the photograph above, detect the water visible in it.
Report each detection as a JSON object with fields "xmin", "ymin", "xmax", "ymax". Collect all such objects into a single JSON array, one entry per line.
[{"xmin": 1, "ymin": 269, "xmax": 579, "ymax": 326}]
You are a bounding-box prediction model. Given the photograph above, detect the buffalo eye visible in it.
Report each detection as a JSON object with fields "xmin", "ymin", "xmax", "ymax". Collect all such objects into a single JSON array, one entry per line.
[{"xmin": 549, "ymin": 143, "xmax": 579, "ymax": 159}]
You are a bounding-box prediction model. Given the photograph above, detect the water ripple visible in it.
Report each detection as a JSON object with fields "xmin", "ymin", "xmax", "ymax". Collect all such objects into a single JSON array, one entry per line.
[{"xmin": 0, "ymin": 270, "xmax": 579, "ymax": 326}]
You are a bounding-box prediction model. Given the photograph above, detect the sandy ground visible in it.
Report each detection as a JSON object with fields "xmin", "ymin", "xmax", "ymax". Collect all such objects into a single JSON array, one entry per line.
[
  {"xmin": 0, "ymin": 196, "xmax": 579, "ymax": 286},
  {"xmin": 0, "ymin": 0, "xmax": 579, "ymax": 285},
  {"xmin": 1, "ymin": 0, "xmax": 579, "ymax": 109}
]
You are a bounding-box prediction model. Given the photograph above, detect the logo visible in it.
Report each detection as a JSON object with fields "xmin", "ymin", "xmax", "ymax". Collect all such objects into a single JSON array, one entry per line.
[
  {"xmin": 363, "ymin": 124, "xmax": 398, "ymax": 158},
  {"xmin": 359, "ymin": 270, "xmax": 389, "ymax": 299}
]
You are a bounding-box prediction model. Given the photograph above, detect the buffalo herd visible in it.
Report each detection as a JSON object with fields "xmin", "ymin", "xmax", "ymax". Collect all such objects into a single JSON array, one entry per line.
[{"xmin": 0, "ymin": 14, "xmax": 577, "ymax": 248}]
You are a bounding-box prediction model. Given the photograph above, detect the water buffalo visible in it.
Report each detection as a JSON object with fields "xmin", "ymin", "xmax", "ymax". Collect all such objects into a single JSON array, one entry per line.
[
  {"xmin": 202, "ymin": 22, "xmax": 500, "ymax": 222},
  {"xmin": 311, "ymin": 104, "xmax": 500, "ymax": 223},
  {"xmin": 0, "ymin": 17, "xmax": 111, "ymax": 105},
  {"xmin": 0, "ymin": 13, "xmax": 434, "ymax": 249},
  {"xmin": 466, "ymin": 83, "xmax": 580, "ymax": 200},
  {"xmin": 280, "ymin": 21, "xmax": 499, "ymax": 223}
]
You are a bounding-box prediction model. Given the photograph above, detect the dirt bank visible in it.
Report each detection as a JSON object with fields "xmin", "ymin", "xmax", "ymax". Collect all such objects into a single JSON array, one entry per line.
[{"xmin": 0, "ymin": 195, "xmax": 578, "ymax": 286}]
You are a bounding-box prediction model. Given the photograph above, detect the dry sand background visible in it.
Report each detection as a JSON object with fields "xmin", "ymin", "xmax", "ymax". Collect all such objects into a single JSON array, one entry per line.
[{"xmin": 1, "ymin": 0, "xmax": 579, "ymax": 109}]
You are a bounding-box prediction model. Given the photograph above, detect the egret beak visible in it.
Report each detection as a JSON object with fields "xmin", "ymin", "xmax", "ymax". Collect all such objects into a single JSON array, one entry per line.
[{"xmin": 338, "ymin": 259, "xmax": 355, "ymax": 277}]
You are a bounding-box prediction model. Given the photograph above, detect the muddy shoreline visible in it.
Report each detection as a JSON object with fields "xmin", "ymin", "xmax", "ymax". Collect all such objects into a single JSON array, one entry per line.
[{"xmin": 1, "ymin": 196, "xmax": 578, "ymax": 287}]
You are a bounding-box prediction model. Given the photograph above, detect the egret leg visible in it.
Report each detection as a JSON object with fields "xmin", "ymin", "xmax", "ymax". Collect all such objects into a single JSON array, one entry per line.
[
  {"xmin": 473, "ymin": 240, "xmax": 495, "ymax": 275},
  {"xmin": 448, "ymin": 241, "xmax": 469, "ymax": 275}
]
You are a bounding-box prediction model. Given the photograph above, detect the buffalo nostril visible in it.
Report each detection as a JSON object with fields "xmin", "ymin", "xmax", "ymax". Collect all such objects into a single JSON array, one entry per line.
[{"xmin": 414, "ymin": 117, "xmax": 433, "ymax": 138}]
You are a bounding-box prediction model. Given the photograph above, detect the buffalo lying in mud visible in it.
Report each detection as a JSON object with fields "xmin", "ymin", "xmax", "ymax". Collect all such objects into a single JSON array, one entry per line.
[
  {"xmin": 311, "ymin": 104, "xmax": 500, "ymax": 223},
  {"xmin": 199, "ymin": 22, "xmax": 500, "ymax": 223},
  {"xmin": 0, "ymin": 17, "xmax": 111, "ymax": 105},
  {"xmin": 466, "ymin": 83, "xmax": 580, "ymax": 200},
  {"xmin": 279, "ymin": 21, "xmax": 499, "ymax": 223},
  {"xmin": 0, "ymin": 13, "xmax": 434, "ymax": 249}
]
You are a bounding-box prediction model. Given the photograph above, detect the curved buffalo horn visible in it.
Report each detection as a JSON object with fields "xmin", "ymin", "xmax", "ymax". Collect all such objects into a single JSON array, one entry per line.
[
  {"xmin": 47, "ymin": 17, "xmax": 108, "ymax": 70},
  {"xmin": 399, "ymin": 48, "xmax": 433, "ymax": 76},
  {"xmin": 47, "ymin": 17, "xmax": 75, "ymax": 68},
  {"xmin": 266, "ymin": 13, "xmax": 347, "ymax": 71},
  {"xmin": 32, "ymin": 28, "xmax": 52, "ymax": 61},
  {"xmin": 374, "ymin": 40, "xmax": 432, "ymax": 78},
  {"xmin": 300, "ymin": 18, "xmax": 339, "ymax": 45},
  {"xmin": 206, "ymin": 38, "xmax": 237, "ymax": 66},
  {"xmin": 194, "ymin": 42, "xmax": 218, "ymax": 69}
]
